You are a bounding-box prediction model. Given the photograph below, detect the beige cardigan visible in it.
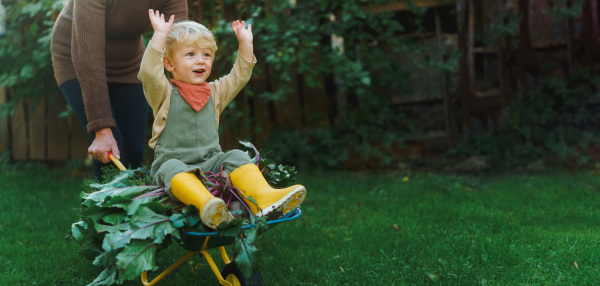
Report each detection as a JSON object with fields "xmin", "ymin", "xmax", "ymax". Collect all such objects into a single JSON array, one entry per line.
[{"xmin": 138, "ymin": 44, "xmax": 256, "ymax": 149}]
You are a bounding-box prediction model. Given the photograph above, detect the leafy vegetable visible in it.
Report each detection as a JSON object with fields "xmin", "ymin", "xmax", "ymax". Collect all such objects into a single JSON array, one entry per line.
[{"xmin": 239, "ymin": 140, "xmax": 298, "ymax": 187}]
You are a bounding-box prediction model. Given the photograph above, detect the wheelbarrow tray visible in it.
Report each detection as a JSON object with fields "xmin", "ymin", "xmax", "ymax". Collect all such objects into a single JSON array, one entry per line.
[{"xmin": 179, "ymin": 208, "xmax": 302, "ymax": 251}]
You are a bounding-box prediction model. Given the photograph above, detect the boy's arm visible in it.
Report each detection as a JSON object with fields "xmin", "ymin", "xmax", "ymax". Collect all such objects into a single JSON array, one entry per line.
[
  {"xmin": 213, "ymin": 21, "xmax": 256, "ymax": 112},
  {"xmin": 233, "ymin": 20, "xmax": 254, "ymax": 63},
  {"xmin": 138, "ymin": 9, "xmax": 174, "ymax": 113},
  {"xmin": 148, "ymin": 9, "xmax": 174, "ymax": 53},
  {"xmin": 138, "ymin": 45, "xmax": 171, "ymax": 113}
]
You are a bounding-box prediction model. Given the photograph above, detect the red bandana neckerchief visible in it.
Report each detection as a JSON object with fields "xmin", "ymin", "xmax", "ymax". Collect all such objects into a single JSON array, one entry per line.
[{"xmin": 170, "ymin": 79, "xmax": 211, "ymax": 112}]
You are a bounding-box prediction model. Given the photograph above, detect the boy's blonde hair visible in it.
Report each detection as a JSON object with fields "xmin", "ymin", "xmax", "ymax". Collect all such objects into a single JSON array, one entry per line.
[{"xmin": 165, "ymin": 21, "xmax": 217, "ymax": 59}]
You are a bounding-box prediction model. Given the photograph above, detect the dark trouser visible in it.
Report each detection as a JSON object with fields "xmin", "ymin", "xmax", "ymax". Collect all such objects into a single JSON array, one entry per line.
[{"xmin": 60, "ymin": 79, "xmax": 149, "ymax": 180}]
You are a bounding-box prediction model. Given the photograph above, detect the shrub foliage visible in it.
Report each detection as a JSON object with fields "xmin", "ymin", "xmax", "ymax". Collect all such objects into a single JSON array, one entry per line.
[{"xmin": 2, "ymin": 0, "xmax": 597, "ymax": 169}]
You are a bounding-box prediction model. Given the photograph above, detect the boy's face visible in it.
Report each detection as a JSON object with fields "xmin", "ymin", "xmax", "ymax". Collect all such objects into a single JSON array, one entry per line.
[{"xmin": 164, "ymin": 42, "xmax": 213, "ymax": 85}]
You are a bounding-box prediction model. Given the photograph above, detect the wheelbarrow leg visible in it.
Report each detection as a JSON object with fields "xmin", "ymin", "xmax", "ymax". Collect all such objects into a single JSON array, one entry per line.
[
  {"xmin": 141, "ymin": 251, "xmax": 196, "ymax": 286},
  {"xmin": 200, "ymin": 236, "xmax": 234, "ymax": 286},
  {"xmin": 139, "ymin": 237, "xmax": 237, "ymax": 286},
  {"xmin": 218, "ymin": 246, "xmax": 231, "ymax": 264}
]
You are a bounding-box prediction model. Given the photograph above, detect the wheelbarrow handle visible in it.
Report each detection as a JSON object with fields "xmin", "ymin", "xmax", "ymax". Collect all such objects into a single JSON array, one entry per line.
[{"xmin": 107, "ymin": 152, "xmax": 127, "ymax": 171}]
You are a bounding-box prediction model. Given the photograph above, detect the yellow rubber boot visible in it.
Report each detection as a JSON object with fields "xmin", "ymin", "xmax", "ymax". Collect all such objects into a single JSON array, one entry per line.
[
  {"xmin": 170, "ymin": 172, "xmax": 234, "ymax": 229},
  {"xmin": 230, "ymin": 164, "xmax": 306, "ymax": 219}
]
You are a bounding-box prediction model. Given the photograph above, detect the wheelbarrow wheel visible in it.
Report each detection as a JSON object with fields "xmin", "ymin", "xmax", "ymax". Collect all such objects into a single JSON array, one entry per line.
[{"xmin": 220, "ymin": 262, "xmax": 264, "ymax": 286}]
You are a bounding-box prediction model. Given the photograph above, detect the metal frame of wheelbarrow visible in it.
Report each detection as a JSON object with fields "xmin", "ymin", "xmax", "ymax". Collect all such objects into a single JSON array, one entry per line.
[
  {"xmin": 140, "ymin": 208, "xmax": 302, "ymax": 286},
  {"xmin": 107, "ymin": 153, "xmax": 302, "ymax": 286}
]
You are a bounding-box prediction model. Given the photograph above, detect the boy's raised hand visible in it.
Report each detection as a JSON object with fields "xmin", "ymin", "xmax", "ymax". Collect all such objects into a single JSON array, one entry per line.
[
  {"xmin": 232, "ymin": 20, "xmax": 253, "ymax": 44},
  {"xmin": 148, "ymin": 9, "xmax": 174, "ymax": 50},
  {"xmin": 149, "ymin": 9, "xmax": 174, "ymax": 34}
]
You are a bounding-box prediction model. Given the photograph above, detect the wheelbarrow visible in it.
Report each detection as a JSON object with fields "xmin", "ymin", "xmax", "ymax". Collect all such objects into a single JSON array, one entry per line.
[
  {"xmin": 140, "ymin": 208, "xmax": 302, "ymax": 286},
  {"xmin": 107, "ymin": 154, "xmax": 302, "ymax": 286}
]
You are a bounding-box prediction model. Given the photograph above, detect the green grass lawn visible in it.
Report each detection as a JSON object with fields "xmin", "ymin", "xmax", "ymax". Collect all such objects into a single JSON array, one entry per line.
[{"xmin": 2, "ymin": 161, "xmax": 600, "ymax": 285}]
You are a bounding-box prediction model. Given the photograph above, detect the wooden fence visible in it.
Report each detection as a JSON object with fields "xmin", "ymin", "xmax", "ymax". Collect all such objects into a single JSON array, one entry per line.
[
  {"xmin": 0, "ymin": 88, "xmax": 89, "ymax": 162},
  {"xmin": 0, "ymin": 86, "xmax": 317, "ymax": 163}
]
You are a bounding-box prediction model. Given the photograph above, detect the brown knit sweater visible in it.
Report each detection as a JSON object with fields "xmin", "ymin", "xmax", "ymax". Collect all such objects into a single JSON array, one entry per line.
[{"xmin": 50, "ymin": 0, "xmax": 188, "ymax": 134}]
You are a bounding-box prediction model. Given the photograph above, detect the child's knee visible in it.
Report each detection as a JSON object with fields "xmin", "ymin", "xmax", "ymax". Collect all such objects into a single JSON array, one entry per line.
[
  {"xmin": 221, "ymin": 149, "xmax": 253, "ymax": 173},
  {"xmin": 229, "ymin": 149, "xmax": 251, "ymax": 161}
]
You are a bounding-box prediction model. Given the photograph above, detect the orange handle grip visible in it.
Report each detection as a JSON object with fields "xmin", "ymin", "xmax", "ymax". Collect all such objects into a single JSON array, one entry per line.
[{"xmin": 107, "ymin": 152, "xmax": 127, "ymax": 171}]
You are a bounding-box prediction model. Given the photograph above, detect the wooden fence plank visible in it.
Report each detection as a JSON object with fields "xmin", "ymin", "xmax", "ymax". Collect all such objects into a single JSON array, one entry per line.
[
  {"xmin": 363, "ymin": 0, "xmax": 456, "ymax": 13},
  {"xmin": 11, "ymin": 101, "xmax": 28, "ymax": 160},
  {"xmin": 47, "ymin": 94, "xmax": 70, "ymax": 161},
  {"xmin": 188, "ymin": 0, "xmax": 205, "ymax": 22},
  {"xmin": 0, "ymin": 88, "xmax": 8, "ymax": 154},
  {"xmin": 28, "ymin": 98, "xmax": 47, "ymax": 160},
  {"xmin": 69, "ymin": 114, "xmax": 89, "ymax": 160},
  {"xmin": 250, "ymin": 79, "xmax": 273, "ymax": 148},
  {"xmin": 219, "ymin": 124, "xmax": 235, "ymax": 151},
  {"xmin": 302, "ymin": 78, "xmax": 331, "ymax": 129},
  {"xmin": 272, "ymin": 71, "xmax": 303, "ymax": 130}
]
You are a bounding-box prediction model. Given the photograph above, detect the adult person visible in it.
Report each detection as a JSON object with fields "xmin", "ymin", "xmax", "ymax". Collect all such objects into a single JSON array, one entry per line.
[{"xmin": 50, "ymin": 0, "xmax": 188, "ymax": 180}]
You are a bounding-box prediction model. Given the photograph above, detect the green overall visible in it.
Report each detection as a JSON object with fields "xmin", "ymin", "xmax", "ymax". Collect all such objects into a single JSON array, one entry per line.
[{"xmin": 150, "ymin": 85, "xmax": 252, "ymax": 195}]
